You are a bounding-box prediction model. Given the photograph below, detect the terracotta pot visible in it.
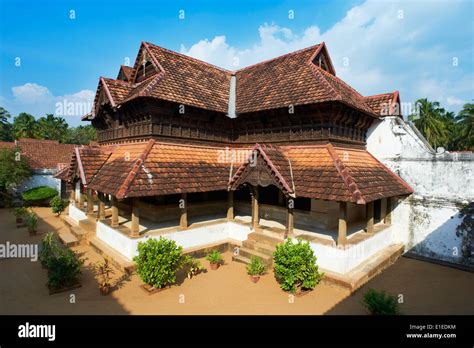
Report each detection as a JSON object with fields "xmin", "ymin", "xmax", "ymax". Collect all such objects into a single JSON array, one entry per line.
[
  {"xmin": 250, "ymin": 275, "xmax": 260, "ymax": 283},
  {"xmin": 99, "ymin": 286, "xmax": 110, "ymax": 295},
  {"xmin": 210, "ymin": 262, "xmax": 220, "ymax": 270}
]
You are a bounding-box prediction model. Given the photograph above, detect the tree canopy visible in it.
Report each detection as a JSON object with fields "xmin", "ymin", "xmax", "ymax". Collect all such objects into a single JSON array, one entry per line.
[{"xmin": 1, "ymin": 108, "xmax": 96, "ymax": 145}]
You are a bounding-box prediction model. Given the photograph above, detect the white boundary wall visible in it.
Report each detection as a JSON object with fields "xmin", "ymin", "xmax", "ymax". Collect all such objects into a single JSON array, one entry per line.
[
  {"xmin": 96, "ymin": 221, "xmax": 251, "ymax": 261},
  {"xmin": 68, "ymin": 203, "xmax": 87, "ymax": 223}
]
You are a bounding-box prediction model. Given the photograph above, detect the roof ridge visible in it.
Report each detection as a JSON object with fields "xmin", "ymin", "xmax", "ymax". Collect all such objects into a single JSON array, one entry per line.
[
  {"xmin": 234, "ymin": 44, "xmax": 320, "ymax": 73},
  {"xmin": 116, "ymin": 139, "xmax": 156, "ymax": 199},
  {"xmin": 365, "ymin": 91, "xmax": 397, "ymax": 99},
  {"xmin": 308, "ymin": 64, "xmax": 342, "ymax": 101},
  {"xmin": 100, "ymin": 77, "xmax": 117, "ymax": 108},
  {"xmin": 144, "ymin": 41, "xmax": 234, "ymax": 74},
  {"xmin": 326, "ymin": 143, "xmax": 365, "ymax": 204}
]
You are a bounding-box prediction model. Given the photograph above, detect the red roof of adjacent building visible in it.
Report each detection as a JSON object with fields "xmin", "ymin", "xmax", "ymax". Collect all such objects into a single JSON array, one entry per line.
[
  {"xmin": 0, "ymin": 138, "xmax": 75, "ymax": 171},
  {"xmin": 364, "ymin": 91, "xmax": 400, "ymax": 116}
]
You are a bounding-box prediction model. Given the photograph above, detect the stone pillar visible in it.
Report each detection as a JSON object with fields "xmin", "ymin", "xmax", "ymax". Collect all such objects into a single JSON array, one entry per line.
[
  {"xmin": 98, "ymin": 192, "xmax": 106, "ymax": 221},
  {"xmin": 227, "ymin": 190, "xmax": 234, "ymax": 220},
  {"xmin": 384, "ymin": 197, "xmax": 392, "ymax": 225},
  {"xmin": 366, "ymin": 201, "xmax": 374, "ymax": 234},
  {"xmin": 69, "ymin": 185, "xmax": 76, "ymax": 203},
  {"xmin": 111, "ymin": 196, "xmax": 119, "ymax": 228},
  {"xmin": 86, "ymin": 188, "xmax": 94, "ymax": 214},
  {"xmin": 380, "ymin": 198, "xmax": 387, "ymax": 224},
  {"xmin": 337, "ymin": 201, "xmax": 347, "ymax": 246},
  {"xmin": 180, "ymin": 193, "xmax": 188, "ymax": 229},
  {"xmin": 285, "ymin": 198, "xmax": 294, "ymax": 239},
  {"xmin": 131, "ymin": 198, "xmax": 140, "ymax": 237},
  {"xmin": 251, "ymin": 186, "xmax": 259, "ymax": 229}
]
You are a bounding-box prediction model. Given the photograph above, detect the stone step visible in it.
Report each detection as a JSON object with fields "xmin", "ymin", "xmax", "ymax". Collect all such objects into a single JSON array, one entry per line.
[
  {"xmin": 58, "ymin": 231, "xmax": 79, "ymax": 247},
  {"xmin": 79, "ymin": 219, "xmax": 96, "ymax": 234},
  {"xmin": 247, "ymin": 232, "xmax": 283, "ymax": 247},
  {"xmin": 242, "ymin": 239, "xmax": 275, "ymax": 256},
  {"xmin": 232, "ymin": 254, "xmax": 251, "ymax": 265},
  {"xmin": 89, "ymin": 236, "xmax": 135, "ymax": 274},
  {"xmin": 70, "ymin": 226, "xmax": 88, "ymax": 241},
  {"xmin": 237, "ymin": 247, "xmax": 272, "ymax": 264}
]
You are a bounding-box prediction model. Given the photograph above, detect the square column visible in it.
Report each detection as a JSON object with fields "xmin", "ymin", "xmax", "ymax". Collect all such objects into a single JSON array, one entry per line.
[
  {"xmin": 180, "ymin": 193, "xmax": 188, "ymax": 229},
  {"xmin": 86, "ymin": 188, "xmax": 94, "ymax": 214},
  {"xmin": 111, "ymin": 196, "xmax": 119, "ymax": 228},
  {"xmin": 98, "ymin": 192, "xmax": 106, "ymax": 221},
  {"xmin": 384, "ymin": 197, "xmax": 392, "ymax": 225},
  {"xmin": 227, "ymin": 190, "xmax": 234, "ymax": 220},
  {"xmin": 69, "ymin": 185, "xmax": 76, "ymax": 203},
  {"xmin": 380, "ymin": 198, "xmax": 387, "ymax": 224},
  {"xmin": 337, "ymin": 201, "xmax": 347, "ymax": 246},
  {"xmin": 366, "ymin": 201, "xmax": 374, "ymax": 234},
  {"xmin": 131, "ymin": 198, "xmax": 140, "ymax": 237},
  {"xmin": 251, "ymin": 186, "xmax": 259, "ymax": 229},
  {"xmin": 79, "ymin": 186, "xmax": 85, "ymax": 210},
  {"xmin": 285, "ymin": 198, "xmax": 294, "ymax": 239}
]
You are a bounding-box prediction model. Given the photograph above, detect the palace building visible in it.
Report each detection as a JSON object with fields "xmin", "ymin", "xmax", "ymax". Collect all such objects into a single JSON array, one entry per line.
[{"xmin": 58, "ymin": 41, "xmax": 415, "ymax": 279}]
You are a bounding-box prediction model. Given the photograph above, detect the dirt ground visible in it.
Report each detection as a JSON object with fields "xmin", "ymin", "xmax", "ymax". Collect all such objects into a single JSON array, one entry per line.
[{"xmin": 1, "ymin": 207, "xmax": 473, "ymax": 315}]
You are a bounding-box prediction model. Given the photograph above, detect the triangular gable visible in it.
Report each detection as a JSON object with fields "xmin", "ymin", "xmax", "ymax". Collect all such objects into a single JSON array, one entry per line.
[
  {"xmin": 229, "ymin": 144, "xmax": 295, "ymax": 197},
  {"xmin": 131, "ymin": 42, "xmax": 165, "ymax": 83},
  {"xmin": 308, "ymin": 42, "xmax": 336, "ymax": 75}
]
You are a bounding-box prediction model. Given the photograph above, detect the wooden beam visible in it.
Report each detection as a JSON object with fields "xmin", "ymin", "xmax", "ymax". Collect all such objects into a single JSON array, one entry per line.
[
  {"xmin": 337, "ymin": 201, "xmax": 347, "ymax": 246},
  {"xmin": 180, "ymin": 193, "xmax": 188, "ymax": 229},
  {"xmin": 131, "ymin": 198, "xmax": 140, "ymax": 237},
  {"xmin": 227, "ymin": 191, "xmax": 234, "ymax": 220},
  {"xmin": 111, "ymin": 196, "xmax": 119, "ymax": 228},
  {"xmin": 384, "ymin": 197, "xmax": 392, "ymax": 225},
  {"xmin": 366, "ymin": 201, "xmax": 374, "ymax": 234}
]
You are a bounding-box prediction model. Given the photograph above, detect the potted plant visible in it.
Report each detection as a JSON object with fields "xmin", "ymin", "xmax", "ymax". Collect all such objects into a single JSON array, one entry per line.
[
  {"xmin": 183, "ymin": 255, "xmax": 205, "ymax": 279},
  {"xmin": 206, "ymin": 250, "xmax": 223, "ymax": 270},
  {"xmin": 14, "ymin": 207, "xmax": 28, "ymax": 223},
  {"xmin": 39, "ymin": 232, "xmax": 60, "ymax": 268},
  {"xmin": 96, "ymin": 258, "xmax": 114, "ymax": 295},
  {"xmin": 246, "ymin": 256, "xmax": 266, "ymax": 283},
  {"xmin": 26, "ymin": 211, "xmax": 38, "ymax": 236}
]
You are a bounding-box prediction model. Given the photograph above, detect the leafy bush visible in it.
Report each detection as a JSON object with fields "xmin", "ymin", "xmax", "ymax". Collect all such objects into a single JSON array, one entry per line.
[
  {"xmin": 39, "ymin": 232, "xmax": 61, "ymax": 268},
  {"xmin": 47, "ymin": 248, "xmax": 84, "ymax": 290},
  {"xmin": 273, "ymin": 238, "xmax": 323, "ymax": 293},
  {"xmin": 22, "ymin": 186, "xmax": 58, "ymax": 205},
  {"xmin": 133, "ymin": 237, "xmax": 184, "ymax": 289},
  {"xmin": 362, "ymin": 288, "xmax": 400, "ymax": 315},
  {"xmin": 206, "ymin": 250, "xmax": 223, "ymax": 264},
  {"xmin": 96, "ymin": 258, "xmax": 114, "ymax": 288},
  {"xmin": 14, "ymin": 207, "xmax": 28, "ymax": 221},
  {"xmin": 50, "ymin": 195, "xmax": 69, "ymax": 216},
  {"xmin": 246, "ymin": 256, "xmax": 266, "ymax": 276},
  {"xmin": 25, "ymin": 211, "xmax": 38, "ymax": 233}
]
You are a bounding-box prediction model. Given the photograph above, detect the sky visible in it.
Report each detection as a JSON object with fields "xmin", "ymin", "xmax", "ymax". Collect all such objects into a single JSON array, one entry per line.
[{"xmin": 0, "ymin": 0, "xmax": 472, "ymax": 126}]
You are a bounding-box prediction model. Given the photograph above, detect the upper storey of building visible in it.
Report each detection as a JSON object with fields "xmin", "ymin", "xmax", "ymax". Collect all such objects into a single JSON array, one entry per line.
[{"xmin": 85, "ymin": 41, "xmax": 401, "ymax": 146}]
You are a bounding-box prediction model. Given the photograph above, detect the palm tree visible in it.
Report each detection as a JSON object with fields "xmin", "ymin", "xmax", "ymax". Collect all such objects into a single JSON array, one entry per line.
[
  {"xmin": 12, "ymin": 113, "xmax": 37, "ymax": 139},
  {"xmin": 455, "ymin": 103, "xmax": 474, "ymax": 150},
  {"xmin": 408, "ymin": 99, "xmax": 450, "ymax": 149},
  {"xmin": 0, "ymin": 107, "xmax": 13, "ymax": 141},
  {"xmin": 35, "ymin": 114, "xmax": 68, "ymax": 142}
]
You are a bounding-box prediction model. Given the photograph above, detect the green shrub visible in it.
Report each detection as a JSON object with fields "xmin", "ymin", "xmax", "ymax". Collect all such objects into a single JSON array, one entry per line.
[
  {"xmin": 246, "ymin": 256, "xmax": 266, "ymax": 276},
  {"xmin": 39, "ymin": 232, "xmax": 61, "ymax": 268},
  {"xmin": 133, "ymin": 237, "xmax": 184, "ymax": 289},
  {"xmin": 182, "ymin": 255, "xmax": 205, "ymax": 279},
  {"xmin": 362, "ymin": 288, "xmax": 400, "ymax": 315},
  {"xmin": 206, "ymin": 250, "xmax": 223, "ymax": 264},
  {"xmin": 25, "ymin": 211, "xmax": 38, "ymax": 233},
  {"xmin": 22, "ymin": 186, "xmax": 58, "ymax": 205},
  {"xmin": 273, "ymin": 238, "xmax": 323, "ymax": 293},
  {"xmin": 50, "ymin": 195, "xmax": 69, "ymax": 216},
  {"xmin": 14, "ymin": 207, "xmax": 28, "ymax": 221},
  {"xmin": 47, "ymin": 248, "xmax": 84, "ymax": 290}
]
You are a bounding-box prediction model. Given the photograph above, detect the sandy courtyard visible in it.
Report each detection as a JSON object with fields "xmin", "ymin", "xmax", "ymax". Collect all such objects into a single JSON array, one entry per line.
[{"xmin": 1, "ymin": 207, "xmax": 473, "ymax": 315}]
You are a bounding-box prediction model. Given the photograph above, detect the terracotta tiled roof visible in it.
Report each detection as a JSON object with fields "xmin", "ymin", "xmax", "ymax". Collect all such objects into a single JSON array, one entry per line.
[
  {"xmin": 88, "ymin": 141, "xmax": 237, "ymax": 198},
  {"xmin": 0, "ymin": 138, "xmax": 75, "ymax": 171},
  {"xmin": 118, "ymin": 65, "xmax": 134, "ymax": 81},
  {"xmin": 90, "ymin": 42, "xmax": 377, "ymax": 118},
  {"xmin": 365, "ymin": 91, "xmax": 400, "ymax": 116},
  {"xmin": 229, "ymin": 143, "xmax": 413, "ymax": 203}
]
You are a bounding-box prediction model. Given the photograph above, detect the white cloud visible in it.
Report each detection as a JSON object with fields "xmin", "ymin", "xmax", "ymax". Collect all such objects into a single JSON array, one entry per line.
[
  {"xmin": 180, "ymin": 0, "xmax": 472, "ymax": 114},
  {"xmin": 12, "ymin": 83, "xmax": 53, "ymax": 104},
  {"xmin": 447, "ymin": 96, "xmax": 465, "ymax": 106},
  {"xmin": 6, "ymin": 83, "xmax": 95, "ymax": 126}
]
